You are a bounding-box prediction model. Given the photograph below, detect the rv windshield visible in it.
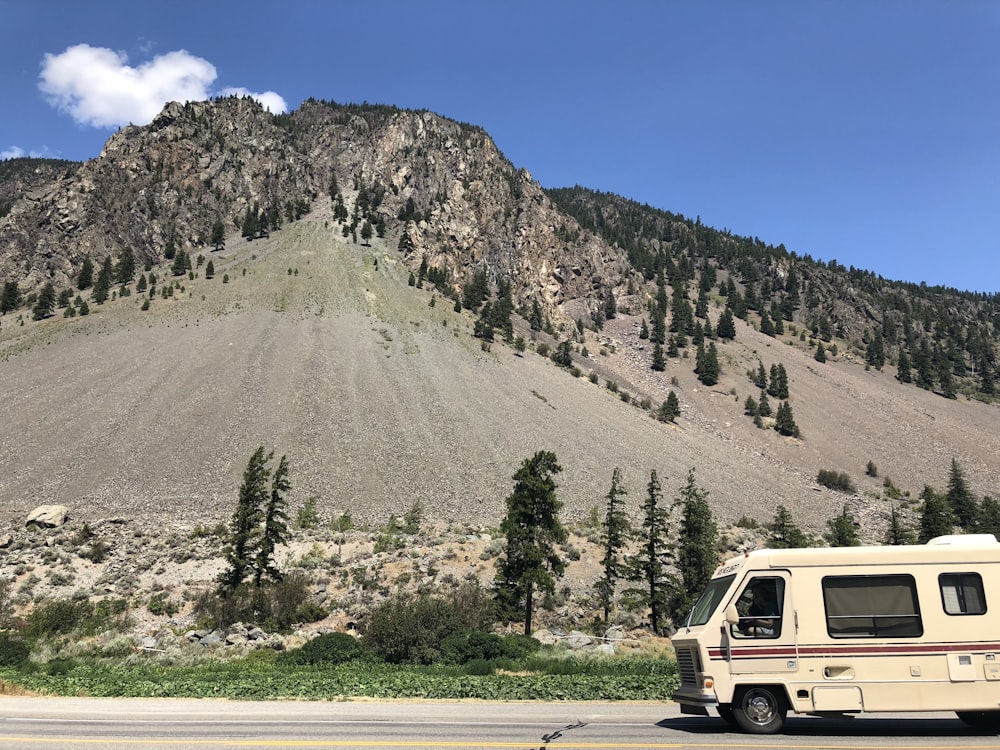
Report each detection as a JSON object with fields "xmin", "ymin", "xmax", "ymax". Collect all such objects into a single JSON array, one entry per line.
[{"xmin": 685, "ymin": 574, "xmax": 736, "ymax": 627}]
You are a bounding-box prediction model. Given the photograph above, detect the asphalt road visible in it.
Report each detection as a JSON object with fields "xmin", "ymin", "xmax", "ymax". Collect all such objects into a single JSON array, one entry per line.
[{"xmin": 0, "ymin": 697, "xmax": 997, "ymax": 749}]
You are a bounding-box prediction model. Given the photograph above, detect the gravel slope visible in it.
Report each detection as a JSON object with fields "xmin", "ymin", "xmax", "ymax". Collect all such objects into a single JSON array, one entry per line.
[{"xmin": 2, "ymin": 207, "xmax": 998, "ymax": 537}]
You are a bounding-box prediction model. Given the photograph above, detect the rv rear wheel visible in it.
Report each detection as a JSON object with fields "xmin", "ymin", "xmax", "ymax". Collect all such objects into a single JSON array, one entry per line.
[
  {"xmin": 733, "ymin": 686, "xmax": 786, "ymax": 734},
  {"xmin": 956, "ymin": 711, "xmax": 1000, "ymax": 732}
]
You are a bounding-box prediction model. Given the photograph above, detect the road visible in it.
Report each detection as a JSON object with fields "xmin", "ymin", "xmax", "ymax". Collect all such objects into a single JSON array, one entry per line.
[{"xmin": 0, "ymin": 697, "xmax": 997, "ymax": 749}]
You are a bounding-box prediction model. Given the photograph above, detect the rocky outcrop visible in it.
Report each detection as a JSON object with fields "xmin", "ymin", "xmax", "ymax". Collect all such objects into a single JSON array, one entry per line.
[
  {"xmin": 25, "ymin": 504, "xmax": 69, "ymax": 528},
  {"xmin": 0, "ymin": 98, "xmax": 632, "ymax": 328}
]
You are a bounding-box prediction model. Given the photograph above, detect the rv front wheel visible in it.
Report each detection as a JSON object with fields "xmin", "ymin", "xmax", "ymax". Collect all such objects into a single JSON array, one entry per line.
[
  {"xmin": 956, "ymin": 711, "xmax": 1000, "ymax": 732},
  {"xmin": 733, "ymin": 686, "xmax": 786, "ymax": 734}
]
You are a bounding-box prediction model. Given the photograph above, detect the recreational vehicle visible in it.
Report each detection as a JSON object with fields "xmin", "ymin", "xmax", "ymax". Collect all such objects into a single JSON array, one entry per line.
[{"xmin": 670, "ymin": 535, "xmax": 1000, "ymax": 733}]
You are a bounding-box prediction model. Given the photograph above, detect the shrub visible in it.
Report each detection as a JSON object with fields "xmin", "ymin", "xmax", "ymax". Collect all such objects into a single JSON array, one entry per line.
[
  {"xmin": 79, "ymin": 540, "xmax": 110, "ymax": 563},
  {"xmin": 296, "ymin": 497, "xmax": 320, "ymax": 529},
  {"xmin": 362, "ymin": 583, "xmax": 495, "ymax": 665},
  {"xmin": 279, "ymin": 632, "xmax": 363, "ymax": 665},
  {"xmin": 0, "ymin": 632, "xmax": 30, "ymax": 667},
  {"xmin": 148, "ymin": 592, "xmax": 179, "ymax": 617},
  {"xmin": 21, "ymin": 597, "xmax": 129, "ymax": 638},
  {"xmin": 440, "ymin": 630, "xmax": 540, "ymax": 665},
  {"xmin": 193, "ymin": 574, "xmax": 312, "ymax": 632},
  {"xmin": 817, "ymin": 469, "xmax": 857, "ymax": 494}
]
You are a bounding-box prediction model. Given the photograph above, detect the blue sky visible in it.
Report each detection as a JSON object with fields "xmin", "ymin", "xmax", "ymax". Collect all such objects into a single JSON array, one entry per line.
[{"xmin": 4, "ymin": 1, "xmax": 998, "ymax": 293}]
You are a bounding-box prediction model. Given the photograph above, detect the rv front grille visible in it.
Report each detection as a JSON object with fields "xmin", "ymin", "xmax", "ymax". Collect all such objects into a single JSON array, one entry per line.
[{"xmin": 675, "ymin": 646, "xmax": 700, "ymax": 687}]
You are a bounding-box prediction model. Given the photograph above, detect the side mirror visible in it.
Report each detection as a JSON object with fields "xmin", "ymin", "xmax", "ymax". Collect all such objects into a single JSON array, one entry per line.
[{"xmin": 724, "ymin": 603, "xmax": 740, "ymax": 626}]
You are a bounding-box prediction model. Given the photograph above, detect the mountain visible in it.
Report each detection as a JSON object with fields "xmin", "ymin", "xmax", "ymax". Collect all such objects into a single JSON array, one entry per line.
[{"xmin": 1, "ymin": 97, "xmax": 997, "ymax": 539}]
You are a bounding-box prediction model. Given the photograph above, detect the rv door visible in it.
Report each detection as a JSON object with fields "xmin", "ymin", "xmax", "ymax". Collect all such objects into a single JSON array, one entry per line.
[{"xmin": 727, "ymin": 572, "xmax": 799, "ymax": 675}]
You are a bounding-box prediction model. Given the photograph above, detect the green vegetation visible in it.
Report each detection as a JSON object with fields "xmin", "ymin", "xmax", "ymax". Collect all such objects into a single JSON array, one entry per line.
[
  {"xmin": 0, "ymin": 653, "xmax": 678, "ymax": 701},
  {"xmin": 817, "ymin": 469, "xmax": 856, "ymax": 494},
  {"xmin": 494, "ymin": 451, "xmax": 567, "ymax": 636}
]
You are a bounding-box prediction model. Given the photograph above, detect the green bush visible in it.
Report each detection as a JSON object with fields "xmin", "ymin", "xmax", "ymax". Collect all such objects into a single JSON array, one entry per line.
[
  {"xmin": 440, "ymin": 630, "xmax": 540, "ymax": 665},
  {"xmin": 464, "ymin": 658, "xmax": 495, "ymax": 676},
  {"xmin": 0, "ymin": 632, "xmax": 30, "ymax": 667},
  {"xmin": 817, "ymin": 469, "xmax": 857, "ymax": 494},
  {"xmin": 362, "ymin": 583, "xmax": 495, "ymax": 665},
  {"xmin": 193, "ymin": 575, "xmax": 313, "ymax": 633},
  {"xmin": 279, "ymin": 632, "xmax": 363, "ymax": 665},
  {"xmin": 22, "ymin": 597, "xmax": 129, "ymax": 638}
]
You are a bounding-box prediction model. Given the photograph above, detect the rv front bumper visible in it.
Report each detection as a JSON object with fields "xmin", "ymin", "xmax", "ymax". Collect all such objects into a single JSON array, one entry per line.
[{"xmin": 673, "ymin": 686, "xmax": 720, "ymax": 710}]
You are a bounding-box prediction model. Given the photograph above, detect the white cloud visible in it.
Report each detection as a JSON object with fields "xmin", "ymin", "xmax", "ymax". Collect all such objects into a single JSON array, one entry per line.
[
  {"xmin": 220, "ymin": 87, "xmax": 288, "ymax": 114},
  {"xmin": 1, "ymin": 146, "xmax": 52, "ymax": 160},
  {"xmin": 38, "ymin": 44, "xmax": 287, "ymax": 129}
]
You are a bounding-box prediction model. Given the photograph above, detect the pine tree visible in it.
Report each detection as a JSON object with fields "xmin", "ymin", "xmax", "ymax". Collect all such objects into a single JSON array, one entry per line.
[
  {"xmin": 884, "ymin": 503, "xmax": 916, "ymax": 545},
  {"xmin": 815, "ymin": 341, "xmax": 827, "ymax": 363},
  {"xmin": 716, "ymin": 308, "xmax": 736, "ymax": 340},
  {"xmin": 753, "ymin": 361, "xmax": 768, "ymax": 390},
  {"xmin": 651, "ymin": 343, "xmax": 665, "ymax": 371},
  {"xmin": 205, "ymin": 260, "xmax": 215, "ymax": 279},
  {"xmin": 767, "ymin": 505, "xmax": 809, "ymax": 548},
  {"xmin": 625, "ymin": 470, "xmax": 671, "ymax": 634},
  {"xmin": 946, "ymin": 458, "xmax": 978, "ymax": 530},
  {"xmin": 254, "ymin": 454, "xmax": 291, "ymax": 587},
  {"xmin": 917, "ymin": 485, "xmax": 955, "ymax": 543},
  {"xmin": 494, "ymin": 451, "xmax": 567, "ymax": 636},
  {"xmin": 31, "ymin": 282, "xmax": 56, "ymax": 320},
  {"xmin": 824, "ymin": 504, "xmax": 860, "ymax": 547},
  {"xmin": 759, "ymin": 309, "xmax": 775, "ymax": 337},
  {"xmin": 697, "ymin": 343, "xmax": 720, "ymax": 386},
  {"xmin": 219, "ymin": 447, "xmax": 271, "ymax": 593},
  {"xmin": 211, "ymin": 220, "xmax": 226, "ymax": 251},
  {"xmin": 865, "ymin": 329, "xmax": 886, "ymax": 369},
  {"xmin": 92, "ymin": 257, "xmax": 112, "ymax": 304},
  {"xmin": 77, "ymin": 257, "xmax": 94, "ymax": 290},
  {"xmin": 768, "ymin": 363, "xmax": 789, "ymax": 399},
  {"xmin": 670, "ymin": 469, "xmax": 718, "ymax": 624},
  {"xmin": 743, "ymin": 395, "xmax": 758, "ymax": 417},
  {"xmin": 115, "ymin": 247, "xmax": 136, "ymax": 285},
  {"xmin": 774, "ymin": 401, "xmax": 800, "ymax": 437},
  {"xmin": 977, "ymin": 497, "xmax": 1000, "ymax": 537},
  {"xmin": 896, "ymin": 350, "xmax": 913, "ymax": 383},
  {"xmin": 657, "ymin": 391, "xmax": 680, "ymax": 422},
  {"xmin": 757, "ymin": 391, "xmax": 772, "ymax": 418},
  {"xmin": 604, "ymin": 288, "xmax": 617, "ymax": 321},
  {"xmin": 171, "ymin": 251, "xmax": 188, "ymax": 277},
  {"xmin": 241, "ymin": 204, "xmax": 260, "ymax": 241},
  {"xmin": 1, "ymin": 280, "xmax": 20, "ymax": 314},
  {"xmin": 595, "ymin": 467, "xmax": 630, "ymax": 623}
]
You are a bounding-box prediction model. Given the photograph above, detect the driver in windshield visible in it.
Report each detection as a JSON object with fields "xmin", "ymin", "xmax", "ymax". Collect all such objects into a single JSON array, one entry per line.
[{"xmin": 741, "ymin": 583, "xmax": 778, "ymax": 636}]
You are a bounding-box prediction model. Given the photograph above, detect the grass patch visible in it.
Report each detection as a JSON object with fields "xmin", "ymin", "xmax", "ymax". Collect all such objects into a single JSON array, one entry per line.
[{"xmin": 0, "ymin": 654, "xmax": 678, "ymax": 701}]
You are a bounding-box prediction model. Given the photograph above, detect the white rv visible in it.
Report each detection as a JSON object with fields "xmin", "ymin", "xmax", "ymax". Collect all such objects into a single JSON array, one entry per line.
[{"xmin": 670, "ymin": 535, "xmax": 1000, "ymax": 733}]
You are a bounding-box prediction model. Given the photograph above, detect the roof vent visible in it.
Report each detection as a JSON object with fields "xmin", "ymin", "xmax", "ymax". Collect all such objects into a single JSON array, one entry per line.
[{"xmin": 927, "ymin": 534, "xmax": 999, "ymax": 546}]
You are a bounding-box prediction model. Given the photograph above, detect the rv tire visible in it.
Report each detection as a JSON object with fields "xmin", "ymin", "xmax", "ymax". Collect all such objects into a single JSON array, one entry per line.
[
  {"xmin": 956, "ymin": 711, "xmax": 1000, "ymax": 732},
  {"xmin": 733, "ymin": 686, "xmax": 786, "ymax": 734}
]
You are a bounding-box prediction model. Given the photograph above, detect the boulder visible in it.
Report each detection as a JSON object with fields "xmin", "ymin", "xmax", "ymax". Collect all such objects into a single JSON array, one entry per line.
[{"xmin": 25, "ymin": 505, "xmax": 69, "ymax": 528}]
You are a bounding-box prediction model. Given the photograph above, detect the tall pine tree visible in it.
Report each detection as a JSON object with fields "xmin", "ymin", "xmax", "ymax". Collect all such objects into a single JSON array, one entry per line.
[
  {"xmin": 625, "ymin": 471, "xmax": 671, "ymax": 634},
  {"xmin": 595, "ymin": 467, "xmax": 631, "ymax": 623},
  {"xmin": 670, "ymin": 469, "xmax": 718, "ymax": 625},
  {"xmin": 494, "ymin": 451, "xmax": 567, "ymax": 636}
]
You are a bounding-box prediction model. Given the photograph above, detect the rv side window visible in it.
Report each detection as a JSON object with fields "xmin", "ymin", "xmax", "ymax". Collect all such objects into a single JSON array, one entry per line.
[
  {"xmin": 939, "ymin": 573, "xmax": 987, "ymax": 615},
  {"xmin": 731, "ymin": 577, "xmax": 784, "ymax": 639},
  {"xmin": 822, "ymin": 574, "xmax": 922, "ymax": 638}
]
